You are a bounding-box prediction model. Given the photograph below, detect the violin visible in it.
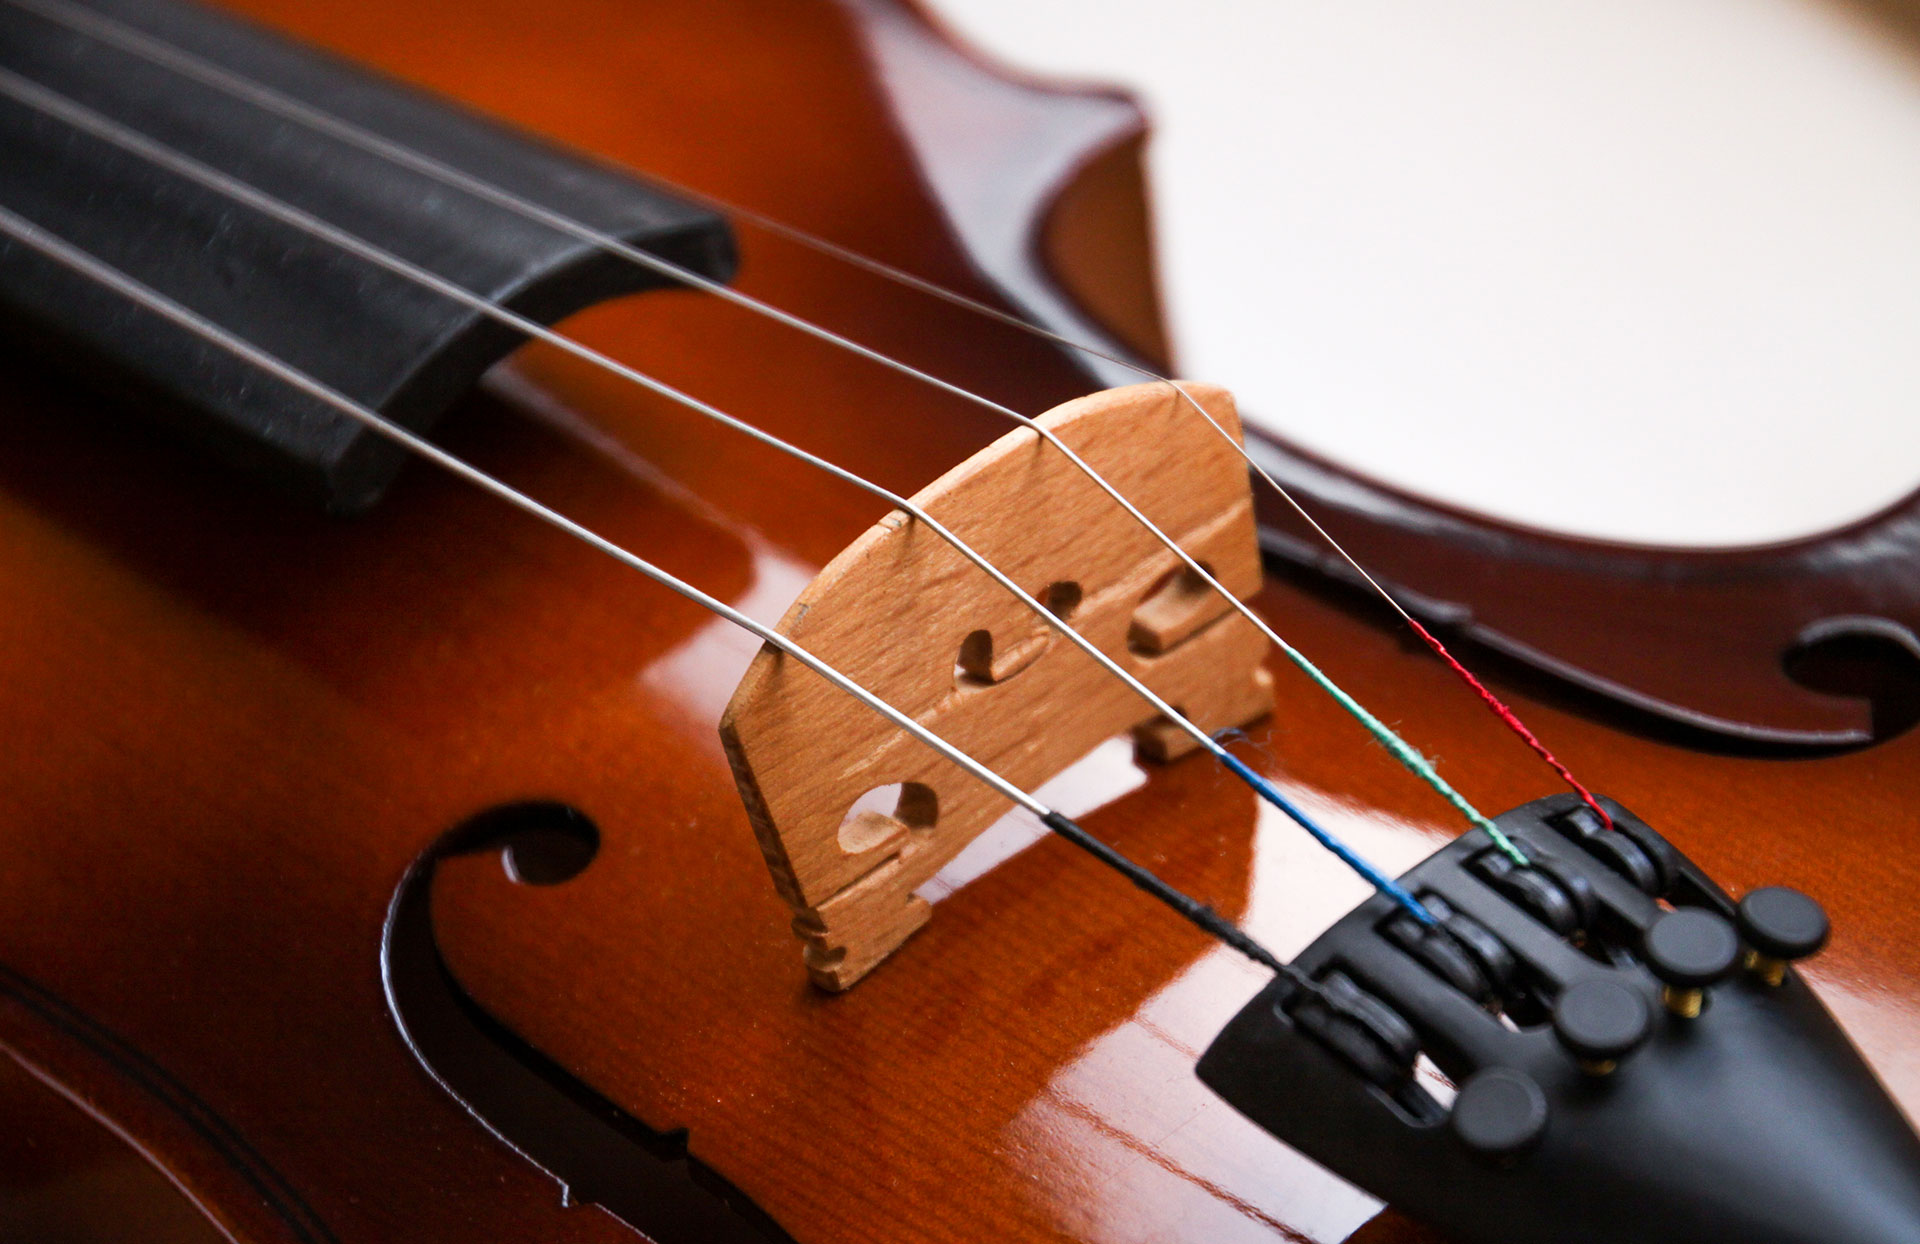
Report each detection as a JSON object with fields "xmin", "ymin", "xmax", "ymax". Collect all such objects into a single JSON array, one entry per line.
[{"xmin": 3, "ymin": 1, "xmax": 1918, "ymax": 1242}]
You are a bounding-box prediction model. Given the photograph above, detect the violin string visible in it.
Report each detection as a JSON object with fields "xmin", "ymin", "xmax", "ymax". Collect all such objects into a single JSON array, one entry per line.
[
  {"xmin": 0, "ymin": 64, "xmax": 1438, "ymax": 920},
  {"xmin": 633, "ymin": 203, "xmax": 1613, "ymax": 832},
  {"xmin": 0, "ymin": 199, "xmax": 1320, "ymax": 989},
  {"xmin": 633, "ymin": 241, "xmax": 1615, "ymax": 837},
  {"xmin": 4, "ymin": 0, "xmax": 1533, "ymax": 864},
  {"xmin": 629, "ymin": 178, "xmax": 1618, "ymax": 835}
]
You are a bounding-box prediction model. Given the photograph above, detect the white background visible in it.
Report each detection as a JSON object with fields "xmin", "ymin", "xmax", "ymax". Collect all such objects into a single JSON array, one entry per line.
[{"xmin": 925, "ymin": 0, "xmax": 1920, "ymax": 547}]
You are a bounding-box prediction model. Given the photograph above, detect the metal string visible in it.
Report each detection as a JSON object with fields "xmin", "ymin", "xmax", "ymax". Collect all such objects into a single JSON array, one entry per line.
[
  {"xmin": 603, "ymin": 185, "xmax": 1609, "ymax": 834},
  {"xmin": 638, "ymin": 155, "xmax": 1617, "ymax": 836},
  {"xmin": 0, "ymin": 64, "xmax": 1436, "ymax": 921},
  {"xmin": 0, "ymin": 201, "xmax": 1317, "ymax": 987},
  {"xmin": 0, "ymin": 0, "xmax": 1528, "ymax": 868}
]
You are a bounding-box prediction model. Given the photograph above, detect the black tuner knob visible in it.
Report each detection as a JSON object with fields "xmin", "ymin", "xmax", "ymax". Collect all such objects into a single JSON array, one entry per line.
[
  {"xmin": 1644, "ymin": 908, "xmax": 1741, "ymax": 1018},
  {"xmin": 1552, "ymin": 978, "xmax": 1651, "ymax": 1074},
  {"xmin": 1451, "ymin": 1067, "xmax": 1549, "ymax": 1161},
  {"xmin": 1737, "ymin": 886, "xmax": 1830, "ymax": 986}
]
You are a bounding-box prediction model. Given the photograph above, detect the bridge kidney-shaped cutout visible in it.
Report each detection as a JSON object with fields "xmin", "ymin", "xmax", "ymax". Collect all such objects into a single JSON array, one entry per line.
[
  {"xmin": 718, "ymin": 382, "xmax": 1273, "ymax": 989},
  {"xmin": 1129, "ymin": 564, "xmax": 1217, "ymax": 655},
  {"xmin": 954, "ymin": 581, "xmax": 1084, "ymax": 687},
  {"xmin": 837, "ymin": 782, "xmax": 939, "ymax": 853}
]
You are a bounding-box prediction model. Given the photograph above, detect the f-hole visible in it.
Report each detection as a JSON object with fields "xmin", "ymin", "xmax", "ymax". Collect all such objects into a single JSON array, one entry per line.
[
  {"xmin": 500, "ymin": 808, "xmax": 599, "ymax": 885},
  {"xmin": 381, "ymin": 801, "xmax": 794, "ymax": 1244},
  {"xmin": 1783, "ymin": 617, "xmax": 1920, "ymax": 740}
]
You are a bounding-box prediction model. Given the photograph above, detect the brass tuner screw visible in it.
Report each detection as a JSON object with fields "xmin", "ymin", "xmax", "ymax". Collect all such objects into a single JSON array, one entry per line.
[{"xmin": 1736, "ymin": 887, "xmax": 1830, "ymax": 986}]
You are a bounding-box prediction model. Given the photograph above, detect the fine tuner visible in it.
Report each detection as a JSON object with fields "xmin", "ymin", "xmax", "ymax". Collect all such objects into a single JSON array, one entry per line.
[
  {"xmin": 2, "ymin": 1, "xmax": 1918, "ymax": 1242},
  {"xmin": 1200, "ymin": 798, "xmax": 1914, "ymax": 1244}
]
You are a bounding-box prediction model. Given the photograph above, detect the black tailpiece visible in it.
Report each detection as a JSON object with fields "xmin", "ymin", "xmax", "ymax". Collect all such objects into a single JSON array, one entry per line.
[{"xmin": 1197, "ymin": 794, "xmax": 1920, "ymax": 1244}]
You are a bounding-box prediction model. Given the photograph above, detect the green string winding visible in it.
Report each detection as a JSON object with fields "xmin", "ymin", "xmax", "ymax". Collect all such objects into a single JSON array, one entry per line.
[{"xmin": 1270, "ymin": 638, "xmax": 1530, "ymax": 866}]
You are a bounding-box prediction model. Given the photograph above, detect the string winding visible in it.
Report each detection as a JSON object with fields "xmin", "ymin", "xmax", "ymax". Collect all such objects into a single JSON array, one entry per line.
[
  {"xmin": 1400, "ymin": 616, "xmax": 1612, "ymax": 829},
  {"xmin": 1254, "ymin": 642, "xmax": 1525, "ymax": 859},
  {"xmin": 0, "ymin": 0, "xmax": 1655, "ymax": 946},
  {"xmin": 697, "ymin": 205, "xmax": 1617, "ymax": 833}
]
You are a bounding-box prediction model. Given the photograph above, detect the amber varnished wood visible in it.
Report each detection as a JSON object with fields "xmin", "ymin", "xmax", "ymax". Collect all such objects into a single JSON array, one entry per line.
[
  {"xmin": 1, "ymin": 3, "xmax": 1918, "ymax": 1244},
  {"xmin": 721, "ymin": 382, "xmax": 1272, "ymax": 989}
]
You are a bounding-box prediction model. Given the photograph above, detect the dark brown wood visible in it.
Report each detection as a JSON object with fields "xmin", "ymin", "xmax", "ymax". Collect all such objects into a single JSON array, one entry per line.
[
  {"xmin": 0, "ymin": 3, "xmax": 1916, "ymax": 1244},
  {"xmin": 867, "ymin": 1, "xmax": 1920, "ymax": 755},
  {"xmin": 1249, "ymin": 434, "xmax": 1920, "ymax": 749},
  {"xmin": 0, "ymin": 1050, "xmax": 227, "ymax": 1244}
]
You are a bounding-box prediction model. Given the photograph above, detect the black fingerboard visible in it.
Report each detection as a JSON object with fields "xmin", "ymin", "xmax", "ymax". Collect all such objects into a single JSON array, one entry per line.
[{"xmin": 0, "ymin": 0, "xmax": 735, "ymax": 511}]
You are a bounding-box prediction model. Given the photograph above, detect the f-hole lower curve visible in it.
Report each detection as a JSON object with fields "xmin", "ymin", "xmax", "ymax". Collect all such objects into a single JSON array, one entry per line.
[{"xmin": 380, "ymin": 801, "xmax": 793, "ymax": 1244}]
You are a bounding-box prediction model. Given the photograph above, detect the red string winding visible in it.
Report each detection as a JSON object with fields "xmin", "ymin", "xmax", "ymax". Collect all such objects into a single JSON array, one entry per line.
[{"xmin": 1402, "ymin": 616, "xmax": 1614, "ymax": 831}]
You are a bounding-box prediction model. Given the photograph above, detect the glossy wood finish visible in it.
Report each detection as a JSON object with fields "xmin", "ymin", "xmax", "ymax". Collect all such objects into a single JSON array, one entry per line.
[
  {"xmin": 721, "ymin": 382, "xmax": 1272, "ymax": 989},
  {"xmin": 0, "ymin": 2, "xmax": 1917, "ymax": 1243},
  {"xmin": 432, "ymin": 423, "xmax": 1920, "ymax": 1241}
]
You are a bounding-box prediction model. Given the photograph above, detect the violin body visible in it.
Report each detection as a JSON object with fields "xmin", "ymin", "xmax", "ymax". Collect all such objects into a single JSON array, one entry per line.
[{"xmin": 3, "ymin": 2, "xmax": 1918, "ymax": 1242}]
